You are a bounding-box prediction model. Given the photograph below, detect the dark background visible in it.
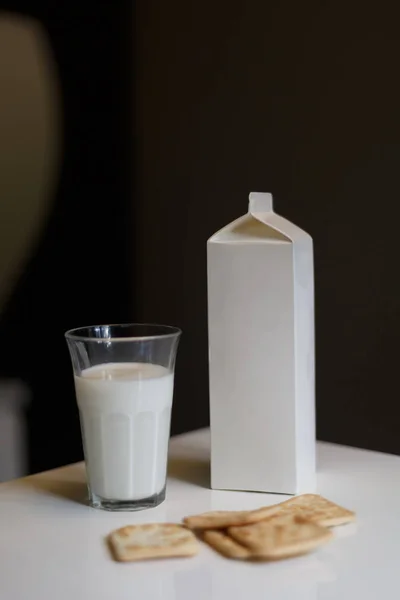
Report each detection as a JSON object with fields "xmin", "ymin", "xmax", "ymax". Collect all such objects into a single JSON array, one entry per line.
[
  {"xmin": 1, "ymin": 1, "xmax": 400, "ymax": 475},
  {"xmin": 0, "ymin": 4, "xmax": 133, "ymax": 473}
]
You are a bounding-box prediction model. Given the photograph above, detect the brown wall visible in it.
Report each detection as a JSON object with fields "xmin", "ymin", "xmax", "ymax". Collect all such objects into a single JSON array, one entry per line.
[
  {"xmin": 0, "ymin": 15, "xmax": 60, "ymax": 313},
  {"xmin": 136, "ymin": 1, "xmax": 400, "ymax": 452}
]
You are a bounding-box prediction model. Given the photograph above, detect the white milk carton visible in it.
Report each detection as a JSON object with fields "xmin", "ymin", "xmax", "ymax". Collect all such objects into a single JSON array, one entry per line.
[{"xmin": 207, "ymin": 192, "xmax": 315, "ymax": 494}]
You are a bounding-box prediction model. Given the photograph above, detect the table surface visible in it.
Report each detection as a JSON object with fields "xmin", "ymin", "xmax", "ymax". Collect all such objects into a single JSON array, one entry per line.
[{"xmin": 1, "ymin": 428, "xmax": 399, "ymax": 600}]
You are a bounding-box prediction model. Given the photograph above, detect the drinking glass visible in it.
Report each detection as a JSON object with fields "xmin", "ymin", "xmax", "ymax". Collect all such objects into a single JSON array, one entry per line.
[{"xmin": 65, "ymin": 323, "xmax": 181, "ymax": 511}]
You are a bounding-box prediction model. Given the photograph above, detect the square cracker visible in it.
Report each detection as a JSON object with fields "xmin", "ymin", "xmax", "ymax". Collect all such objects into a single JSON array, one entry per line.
[
  {"xmin": 229, "ymin": 515, "xmax": 333, "ymax": 560},
  {"xmin": 108, "ymin": 523, "xmax": 199, "ymax": 562},
  {"xmin": 273, "ymin": 494, "xmax": 356, "ymax": 527},
  {"xmin": 183, "ymin": 504, "xmax": 280, "ymax": 530},
  {"xmin": 203, "ymin": 530, "xmax": 252, "ymax": 560}
]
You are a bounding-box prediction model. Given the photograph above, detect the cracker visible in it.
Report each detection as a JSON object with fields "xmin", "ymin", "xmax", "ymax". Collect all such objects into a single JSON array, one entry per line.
[
  {"xmin": 273, "ymin": 494, "xmax": 356, "ymax": 527},
  {"xmin": 203, "ymin": 530, "xmax": 252, "ymax": 560},
  {"xmin": 108, "ymin": 523, "xmax": 199, "ymax": 562},
  {"xmin": 229, "ymin": 514, "xmax": 333, "ymax": 560},
  {"xmin": 183, "ymin": 504, "xmax": 280, "ymax": 530}
]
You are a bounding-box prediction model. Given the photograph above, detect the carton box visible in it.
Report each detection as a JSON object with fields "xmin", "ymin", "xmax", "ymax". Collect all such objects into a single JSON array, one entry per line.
[{"xmin": 207, "ymin": 192, "xmax": 315, "ymax": 494}]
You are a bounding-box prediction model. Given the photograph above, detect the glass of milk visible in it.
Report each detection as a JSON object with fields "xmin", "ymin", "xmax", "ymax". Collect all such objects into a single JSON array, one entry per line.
[{"xmin": 65, "ymin": 323, "xmax": 181, "ymax": 511}]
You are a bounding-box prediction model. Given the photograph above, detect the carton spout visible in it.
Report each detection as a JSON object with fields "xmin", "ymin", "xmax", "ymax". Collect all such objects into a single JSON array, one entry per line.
[{"xmin": 249, "ymin": 192, "xmax": 273, "ymax": 214}]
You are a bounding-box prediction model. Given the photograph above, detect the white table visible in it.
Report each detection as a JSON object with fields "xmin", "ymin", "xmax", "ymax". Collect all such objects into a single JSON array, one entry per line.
[{"xmin": 0, "ymin": 429, "xmax": 399, "ymax": 600}]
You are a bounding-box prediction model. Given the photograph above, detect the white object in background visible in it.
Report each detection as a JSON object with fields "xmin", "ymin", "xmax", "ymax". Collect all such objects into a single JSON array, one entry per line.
[
  {"xmin": 208, "ymin": 192, "xmax": 315, "ymax": 494},
  {"xmin": 0, "ymin": 380, "xmax": 29, "ymax": 482}
]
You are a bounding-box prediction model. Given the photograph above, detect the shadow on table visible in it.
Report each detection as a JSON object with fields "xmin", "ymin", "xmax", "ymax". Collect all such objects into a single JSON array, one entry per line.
[
  {"xmin": 18, "ymin": 457, "xmax": 212, "ymax": 505},
  {"xmin": 17, "ymin": 467, "xmax": 88, "ymax": 507},
  {"xmin": 168, "ymin": 457, "xmax": 211, "ymax": 489}
]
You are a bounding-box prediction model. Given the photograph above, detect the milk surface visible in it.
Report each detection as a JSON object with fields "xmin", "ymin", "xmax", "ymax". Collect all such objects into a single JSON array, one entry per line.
[{"xmin": 75, "ymin": 362, "xmax": 173, "ymax": 500}]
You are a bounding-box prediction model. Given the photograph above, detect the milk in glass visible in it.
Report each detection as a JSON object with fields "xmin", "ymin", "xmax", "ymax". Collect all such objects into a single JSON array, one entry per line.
[{"xmin": 75, "ymin": 362, "xmax": 173, "ymax": 500}]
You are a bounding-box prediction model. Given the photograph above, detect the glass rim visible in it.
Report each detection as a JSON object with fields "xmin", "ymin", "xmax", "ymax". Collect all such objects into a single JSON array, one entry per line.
[{"xmin": 64, "ymin": 323, "xmax": 182, "ymax": 343}]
